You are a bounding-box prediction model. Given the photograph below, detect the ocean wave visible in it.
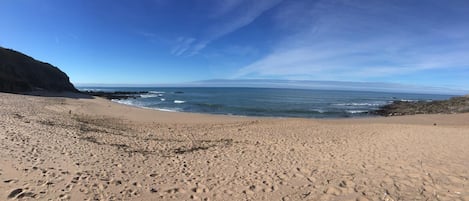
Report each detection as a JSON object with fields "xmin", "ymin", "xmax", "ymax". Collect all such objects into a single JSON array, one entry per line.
[
  {"xmin": 174, "ymin": 100, "xmax": 186, "ymax": 104},
  {"xmin": 334, "ymin": 102, "xmax": 385, "ymax": 106},
  {"xmin": 399, "ymin": 99, "xmax": 418, "ymax": 102},
  {"xmin": 140, "ymin": 94, "xmax": 160, "ymax": 98},
  {"xmin": 154, "ymin": 108, "xmax": 179, "ymax": 112},
  {"xmin": 112, "ymin": 99, "xmax": 181, "ymax": 113},
  {"xmin": 149, "ymin": 91, "xmax": 166, "ymax": 94},
  {"xmin": 160, "ymin": 98, "xmax": 166, "ymax": 101},
  {"xmin": 346, "ymin": 110, "xmax": 368, "ymax": 114},
  {"xmin": 111, "ymin": 99, "xmax": 146, "ymax": 108},
  {"xmin": 311, "ymin": 109, "xmax": 326, "ymax": 113}
]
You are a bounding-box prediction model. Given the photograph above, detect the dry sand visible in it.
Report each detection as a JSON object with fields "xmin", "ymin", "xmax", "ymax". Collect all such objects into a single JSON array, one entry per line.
[{"xmin": 1, "ymin": 92, "xmax": 468, "ymax": 201}]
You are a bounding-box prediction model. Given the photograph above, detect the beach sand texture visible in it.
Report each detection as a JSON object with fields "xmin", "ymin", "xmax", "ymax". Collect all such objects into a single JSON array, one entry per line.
[{"xmin": 1, "ymin": 92, "xmax": 468, "ymax": 201}]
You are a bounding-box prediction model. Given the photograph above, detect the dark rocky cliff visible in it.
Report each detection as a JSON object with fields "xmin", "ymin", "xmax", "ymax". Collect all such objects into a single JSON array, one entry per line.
[{"xmin": 0, "ymin": 47, "xmax": 77, "ymax": 93}]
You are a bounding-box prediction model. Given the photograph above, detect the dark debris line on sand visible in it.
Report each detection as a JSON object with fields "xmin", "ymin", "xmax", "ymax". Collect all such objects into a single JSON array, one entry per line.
[{"xmin": 372, "ymin": 95, "xmax": 469, "ymax": 116}]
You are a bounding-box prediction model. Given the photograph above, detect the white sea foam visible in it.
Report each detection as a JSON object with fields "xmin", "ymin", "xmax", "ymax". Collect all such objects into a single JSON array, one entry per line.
[
  {"xmin": 155, "ymin": 108, "xmax": 179, "ymax": 112},
  {"xmin": 149, "ymin": 91, "xmax": 166, "ymax": 94},
  {"xmin": 112, "ymin": 99, "xmax": 140, "ymax": 106},
  {"xmin": 335, "ymin": 102, "xmax": 384, "ymax": 106},
  {"xmin": 174, "ymin": 100, "xmax": 185, "ymax": 104},
  {"xmin": 399, "ymin": 99, "xmax": 418, "ymax": 102},
  {"xmin": 140, "ymin": 94, "xmax": 159, "ymax": 98},
  {"xmin": 112, "ymin": 99, "xmax": 180, "ymax": 113},
  {"xmin": 160, "ymin": 98, "xmax": 166, "ymax": 101},
  {"xmin": 311, "ymin": 109, "xmax": 326, "ymax": 113},
  {"xmin": 346, "ymin": 110, "xmax": 367, "ymax": 114}
]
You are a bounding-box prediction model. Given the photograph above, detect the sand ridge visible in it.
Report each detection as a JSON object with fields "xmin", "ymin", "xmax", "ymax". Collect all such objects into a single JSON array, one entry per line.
[{"xmin": 1, "ymin": 92, "xmax": 468, "ymax": 200}]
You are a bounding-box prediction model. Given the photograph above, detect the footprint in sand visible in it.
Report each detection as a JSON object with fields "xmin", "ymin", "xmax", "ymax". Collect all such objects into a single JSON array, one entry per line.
[
  {"xmin": 3, "ymin": 179, "xmax": 17, "ymax": 184},
  {"xmin": 7, "ymin": 188, "xmax": 23, "ymax": 198},
  {"xmin": 7, "ymin": 188, "xmax": 36, "ymax": 199}
]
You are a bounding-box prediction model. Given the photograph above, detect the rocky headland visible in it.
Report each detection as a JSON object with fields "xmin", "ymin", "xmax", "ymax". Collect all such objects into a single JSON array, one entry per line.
[
  {"xmin": 0, "ymin": 47, "xmax": 77, "ymax": 93},
  {"xmin": 374, "ymin": 95, "xmax": 469, "ymax": 116}
]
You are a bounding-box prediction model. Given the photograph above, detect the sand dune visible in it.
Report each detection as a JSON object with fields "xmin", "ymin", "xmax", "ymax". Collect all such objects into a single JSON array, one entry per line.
[{"xmin": 1, "ymin": 92, "xmax": 468, "ymax": 200}]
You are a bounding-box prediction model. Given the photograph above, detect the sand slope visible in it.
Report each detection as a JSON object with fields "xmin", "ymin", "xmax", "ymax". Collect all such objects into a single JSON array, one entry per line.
[{"xmin": 1, "ymin": 92, "xmax": 468, "ymax": 201}]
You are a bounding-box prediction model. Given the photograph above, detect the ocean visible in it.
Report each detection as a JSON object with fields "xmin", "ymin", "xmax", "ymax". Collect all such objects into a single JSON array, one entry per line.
[{"xmin": 78, "ymin": 87, "xmax": 454, "ymax": 118}]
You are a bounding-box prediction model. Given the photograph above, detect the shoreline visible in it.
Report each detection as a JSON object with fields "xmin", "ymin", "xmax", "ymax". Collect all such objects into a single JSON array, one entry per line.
[
  {"xmin": 1, "ymin": 92, "xmax": 468, "ymax": 200},
  {"xmin": 110, "ymin": 95, "xmax": 380, "ymax": 120},
  {"xmin": 110, "ymin": 94, "xmax": 469, "ymax": 127},
  {"xmin": 80, "ymin": 88, "xmax": 457, "ymax": 119}
]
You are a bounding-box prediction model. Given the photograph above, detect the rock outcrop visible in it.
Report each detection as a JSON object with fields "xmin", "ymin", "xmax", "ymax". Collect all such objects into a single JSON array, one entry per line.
[
  {"xmin": 0, "ymin": 47, "xmax": 77, "ymax": 93},
  {"xmin": 81, "ymin": 91, "xmax": 148, "ymax": 100},
  {"xmin": 373, "ymin": 96, "xmax": 469, "ymax": 116}
]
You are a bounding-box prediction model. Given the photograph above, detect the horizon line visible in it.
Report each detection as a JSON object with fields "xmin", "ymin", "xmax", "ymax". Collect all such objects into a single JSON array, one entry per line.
[{"xmin": 73, "ymin": 79, "xmax": 468, "ymax": 95}]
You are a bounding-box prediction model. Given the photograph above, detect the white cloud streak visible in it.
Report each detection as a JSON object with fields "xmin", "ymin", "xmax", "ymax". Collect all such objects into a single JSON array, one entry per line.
[
  {"xmin": 172, "ymin": 0, "xmax": 282, "ymax": 56},
  {"xmin": 235, "ymin": 0, "xmax": 469, "ymax": 83},
  {"xmin": 171, "ymin": 37, "xmax": 196, "ymax": 56}
]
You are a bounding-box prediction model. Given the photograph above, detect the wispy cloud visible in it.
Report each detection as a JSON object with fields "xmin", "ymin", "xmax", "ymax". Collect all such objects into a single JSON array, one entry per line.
[
  {"xmin": 172, "ymin": 0, "xmax": 282, "ymax": 56},
  {"xmin": 171, "ymin": 37, "xmax": 196, "ymax": 56},
  {"xmin": 235, "ymin": 0, "xmax": 469, "ymax": 83}
]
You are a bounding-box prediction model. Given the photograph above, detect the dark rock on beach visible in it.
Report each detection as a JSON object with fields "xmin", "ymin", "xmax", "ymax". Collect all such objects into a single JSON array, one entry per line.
[
  {"xmin": 0, "ymin": 47, "xmax": 77, "ymax": 93},
  {"xmin": 373, "ymin": 95, "xmax": 469, "ymax": 116},
  {"xmin": 81, "ymin": 91, "xmax": 148, "ymax": 100}
]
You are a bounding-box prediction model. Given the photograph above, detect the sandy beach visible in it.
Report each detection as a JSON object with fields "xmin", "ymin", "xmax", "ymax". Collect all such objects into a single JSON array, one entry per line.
[{"xmin": 1, "ymin": 92, "xmax": 468, "ymax": 201}]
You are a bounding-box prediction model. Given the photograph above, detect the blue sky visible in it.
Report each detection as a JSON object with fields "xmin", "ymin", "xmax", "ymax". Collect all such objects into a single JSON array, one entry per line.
[{"xmin": 1, "ymin": 0, "xmax": 468, "ymax": 91}]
